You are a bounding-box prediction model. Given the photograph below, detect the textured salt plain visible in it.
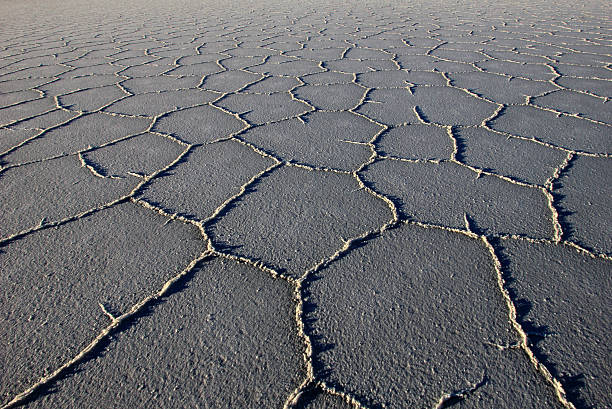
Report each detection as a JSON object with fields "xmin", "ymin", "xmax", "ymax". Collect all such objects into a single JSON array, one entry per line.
[{"xmin": 0, "ymin": 0, "xmax": 610, "ymax": 408}]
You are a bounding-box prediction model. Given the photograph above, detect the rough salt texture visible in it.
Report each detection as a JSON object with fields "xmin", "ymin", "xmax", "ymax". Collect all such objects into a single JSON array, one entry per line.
[{"xmin": 0, "ymin": 0, "xmax": 610, "ymax": 408}]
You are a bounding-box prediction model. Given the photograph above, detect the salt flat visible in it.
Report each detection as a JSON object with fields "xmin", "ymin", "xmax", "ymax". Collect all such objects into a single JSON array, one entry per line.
[{"xmin": 0, "ymin": 0, "xmax": 610, "ymax": 408}]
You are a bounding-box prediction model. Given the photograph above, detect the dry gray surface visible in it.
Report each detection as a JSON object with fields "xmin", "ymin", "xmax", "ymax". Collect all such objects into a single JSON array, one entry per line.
[{"xmin": 0, "ymin": 0, "xmax": 610, "ymax": 408}]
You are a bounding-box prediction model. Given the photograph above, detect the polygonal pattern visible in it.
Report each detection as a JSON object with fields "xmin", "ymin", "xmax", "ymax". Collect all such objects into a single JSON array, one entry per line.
[{"xmin": 0, "ymin": 1, "xmax": 610, "ymax": 408}]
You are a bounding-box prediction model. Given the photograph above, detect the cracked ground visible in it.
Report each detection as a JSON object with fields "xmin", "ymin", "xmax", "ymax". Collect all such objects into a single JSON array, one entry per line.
[{"xmin": 0, "ymin": 0, "xmax": 610, "ymax": 408}]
